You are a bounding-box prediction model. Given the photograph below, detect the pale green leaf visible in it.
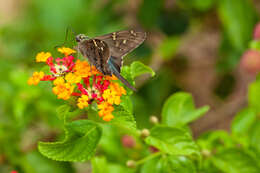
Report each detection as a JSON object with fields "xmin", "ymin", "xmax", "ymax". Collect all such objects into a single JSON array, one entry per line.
[
  {"xmin": 141, "ymin": 155, "xmax": 196, "ymax": 173},
  {"xmin": 130, "ymin": 61, "xmax": 155, "ymax": 79},
  {"xmin": 145, "ymin": 125, "xmax": 200, "ymax": 159},
  {"xmin": 231, "ymin": 107, "xmax": 256, "ymax": 136},
  {"xmin": 38, "ymin": 120, "xmax": 102, "ymax": 162},
  {"xmin": 212, "ymin": 148, "xmax": 260, "ymax": 173},
  {"xmin": 162, "ymin": 92, "xmax": 209, "ymax": 126}
]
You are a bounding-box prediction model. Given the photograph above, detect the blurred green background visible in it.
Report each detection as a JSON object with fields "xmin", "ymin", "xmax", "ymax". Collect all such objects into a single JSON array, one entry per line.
[{"xmin": 0, "ymin": 0, "xmax": 259, "ymax": 172}]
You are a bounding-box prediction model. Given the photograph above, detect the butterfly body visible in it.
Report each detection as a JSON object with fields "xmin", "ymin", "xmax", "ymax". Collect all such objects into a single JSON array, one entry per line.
[{"xmin": 76, "ymin": 30, "xmax": 146, "ymax": 91}]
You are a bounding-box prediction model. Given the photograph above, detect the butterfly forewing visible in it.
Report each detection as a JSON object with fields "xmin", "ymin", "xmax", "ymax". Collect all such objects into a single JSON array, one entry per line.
[{"xmin": 94, "ymin": 30, "xmax": 146, "ymax": 58}]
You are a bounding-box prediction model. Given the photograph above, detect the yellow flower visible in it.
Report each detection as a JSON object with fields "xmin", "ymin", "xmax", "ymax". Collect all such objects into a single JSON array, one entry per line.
[
  {"xmin": 74, "ymin": 60, "xmax": 91, "ymax": 77},
  {"xmin": 57, "ymin": 47, "xmax": 76, "ymax": 56},
  {"xmin": 65, "ymin": 72, "xmax": 81, "ymax": 84},
  {"xmin": 36, "ymin": 52, "xmax": 51, "ymax": 62},
  {"xmin": 77, "ymin": 95, "xmax": 89, "ymax": 109},
  {"xmin": 53, "ymin": 77, "xmax": 65, "ymax": 85},
  {"xmin": 98, "ymin": 101, "xmax": 115, "ymax": 121},
  {"xmin": 52, "ymin": 82, "xmax": 74, "ymax": 100},
  {"xmin": 102, "ymin": 89, "xmax": 121, "ymax": 105},
  {"xmin": 28, "ymin": 71, "xmax": 44, "ymax": 85}
]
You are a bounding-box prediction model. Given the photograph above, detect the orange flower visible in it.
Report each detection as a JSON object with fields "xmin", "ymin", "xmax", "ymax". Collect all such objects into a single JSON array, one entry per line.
[
  {"xmin": 98, "ymin": 101, "xmax": 114, "ymax": 121},
  {"xmin": 110, "ymin": 82, "xmax": 126, "ymax": 96},
  {"xmin": 28, "ymin": 71, "xmax": 44, "ymax": 85},
  {"xmin": 52, "ymin": 77, "xmax": 74, "ymax": 100},
  {"xmin": 77, "ymin": 95, "xmax": 89, "ymax": 109},
  {"xmin": 36, "ymin": 52, "xmax": 51, "ymax": 62},
  {"xmin": 57, "ymin": 47, "xmax": 76, "ymax": 56},
  {"xmin": 74, "ymin": 60, "xmax": 91, "ymax": 77},
  {"xmin": 105, "ymin": 75, "xmax": 118, "ymax": 81}
]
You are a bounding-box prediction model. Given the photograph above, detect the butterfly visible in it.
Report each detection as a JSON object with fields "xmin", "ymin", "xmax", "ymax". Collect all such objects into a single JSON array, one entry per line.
[{"xmin": 75, "ymin": 30, "xmax": 146, "ymax": 91}]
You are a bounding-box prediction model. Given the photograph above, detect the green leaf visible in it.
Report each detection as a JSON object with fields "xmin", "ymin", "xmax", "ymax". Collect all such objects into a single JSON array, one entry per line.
[
  {"xmin": 25, "ymin": 151, "xmax": 74, "ymax": 173},
  {"xmin": 250, "ymin": 40, "xmax": 260, "ymax": 51},
  {"xmin": 197, "ymin": 130, "xmax": 235, "ymax": 151},
  {"xmin": 130, "ymin": 61, "xmax": 155, "ymax": 79},
  {"xmin": 249, "ymin": 120, "xmax": 260, "ymax": 153},
  {"xmin": 212, "ymin": 148, "xmax": 260, "ymax": 173},
  {"xmin": 141, "ymin": 155, "xmax": 196, "ymax": 173},
  {"xmin": 108, "ymin": 164, "xmax": 134, "ymax": 173},
  {"xmin": 249, "ymin": 78, "xmax": 260, "ymax": 114},
  {"xmin": 231, "ymin": 107, "xmax": 256, "ymax": 136},
  {"xmin": 159, "ymin": 36, "xmax": 180, "ymax": 60},
  {"xmin": 162, "ymin": 92, "xmax": 209, "ymax": 127},
  {"xmin": 180, "ymin": 0, "xmax": 216, "ymax": 11},
  {"xmin": 138, "ymin": 0, "xmax": 163, "ymax": 28},
  {"xmin": 109, "ymin": 105, "xmax": 137, "ymax": 132},
  {"xmin": 91, "ymin": 156, "xmax": 109, "ymax": 173},
  {"xmin": 218, "ymin": 0, "xmax": 257, "ymax": 51},
  {"xmin": 121, "ymin": 66, "xmax": 135, "ymax": 94},
  {"xmin": 38, "ymin": 120, "xmax": 102, "ymax": 162},
  {"xmin": 120, "ymin": 95, "xmax": 133, "ymax": 114},
  {"xmin": 145, "ymin": 125, "xmax": 201, "ymax": 159},
  {"xmin": 92, "ymin": 156, "xmax": 134, "ymax": 173},
  {"xmin": 56, "ymin": 104, "xmax": 70, "ymax": 121}
]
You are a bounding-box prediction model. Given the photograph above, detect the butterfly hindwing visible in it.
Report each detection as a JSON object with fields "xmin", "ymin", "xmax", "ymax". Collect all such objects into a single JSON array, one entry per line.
[{"xmin": 77, "ymin": 39, "xmax": 111, "ymax": 75}]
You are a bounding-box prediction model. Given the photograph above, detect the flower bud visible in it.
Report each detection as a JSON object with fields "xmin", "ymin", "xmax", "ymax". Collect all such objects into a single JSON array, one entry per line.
[
  {"xmin": 253, "ymin": 23, "xmax": 260, "ymax": 40},
  {"xmin": 240, "ymin": 49, "xmax": 260, "ymax": 74},
  {"xmin": 201, "ymin": 149, "xmax": 211, "ymax": 157},
  {"xmin": 126, "ymin": 160, "xmax": 136, "ymax": 168},
  {"xmin": 140, "ymin": 129, "xmax": 150, "ymax": 138},
  {"xmin": 149, "ymin": 146, "xmax": 159, "ymax": 153},
  {"xmin": 149, "ymin": 116, "xmax": 159, "ymax": 124},
  {"xmin": 121, "ymin": 135, "xmax": 136, "ymax": 148}
]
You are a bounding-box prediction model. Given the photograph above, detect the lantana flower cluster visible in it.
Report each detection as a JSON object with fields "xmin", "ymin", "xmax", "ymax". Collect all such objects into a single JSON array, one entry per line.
[{"xmin": 28, "ymin": 47, "xmax": 126, "ymax": 121}]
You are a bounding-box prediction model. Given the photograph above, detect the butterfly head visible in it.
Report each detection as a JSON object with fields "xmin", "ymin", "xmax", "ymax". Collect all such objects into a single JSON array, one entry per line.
[{"xmin": 75, "ymin": 34, "xmax": 89, "ymax": 42}]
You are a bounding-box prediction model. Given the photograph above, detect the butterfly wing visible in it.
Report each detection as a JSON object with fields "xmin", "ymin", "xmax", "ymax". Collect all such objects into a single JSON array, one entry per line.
[
  {"xmin": 95, "ymin": 30, "xmax": 146, "ymax": 71},
  {"xmin": 77, "ymin": 39, "xmax": 111, "ymax": 75}
]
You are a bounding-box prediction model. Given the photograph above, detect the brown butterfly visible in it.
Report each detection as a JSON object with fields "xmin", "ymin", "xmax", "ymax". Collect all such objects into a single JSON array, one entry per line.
[{"xmin": 75, "ymin": 30, "xmax": 146, "ymax": 91}]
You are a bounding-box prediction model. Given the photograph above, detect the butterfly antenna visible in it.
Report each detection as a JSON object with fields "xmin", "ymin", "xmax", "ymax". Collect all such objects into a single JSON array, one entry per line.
[{"xmin": 54, "ymin": 26, "xmax": 76, "ymax": 49}]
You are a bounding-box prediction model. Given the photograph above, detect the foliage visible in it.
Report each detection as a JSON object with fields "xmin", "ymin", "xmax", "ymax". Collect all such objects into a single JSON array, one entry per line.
[{"xmin": 1, "ymin": 0, "xmax": 260, "ymax": 172}]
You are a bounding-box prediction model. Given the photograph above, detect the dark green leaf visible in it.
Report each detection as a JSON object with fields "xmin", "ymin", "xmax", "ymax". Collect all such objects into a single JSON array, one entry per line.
[
  {"xmin": 25, "ymin": 151, "xmax": 74, "ymax": 173},
  {"xmin": 218, "ymin": 0, "xmax": 257, "ymax": 51},
  {"xmin": 138, "ymin": 0, "xmax": 163, "ymax": 28},
  {"xmin": 38, "ymin": 120, "xmax": 102, "ymax": 162},
  {"xmin": 162, "ymin": 92, "xmax": 209, "ymax": 126},
  {"xmin": 231, "ymin": 107, "xmax": 256, "ymax": 136},
  {"xmin": 56, "ymin": 104, "xmax": 70, "ymax": 121},
  {"xmin": 212, "ymin": 148, "xmax": 260, "ymax": 173},
  {"xmin": 145, "ymin": 125, "xmax": 200, "ymax": 159}
]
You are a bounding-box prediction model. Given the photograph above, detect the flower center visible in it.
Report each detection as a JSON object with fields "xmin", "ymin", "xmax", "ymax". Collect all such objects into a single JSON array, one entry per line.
[{"xmin": 54, "ymin": 64, "xmax": 68, "ymax": 76}]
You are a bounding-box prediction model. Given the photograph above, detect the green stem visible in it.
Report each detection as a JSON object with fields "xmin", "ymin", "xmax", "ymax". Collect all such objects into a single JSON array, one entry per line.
[{"xmin": 135, "ymin": 152, "xmax": 162, "ymax": 166}]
